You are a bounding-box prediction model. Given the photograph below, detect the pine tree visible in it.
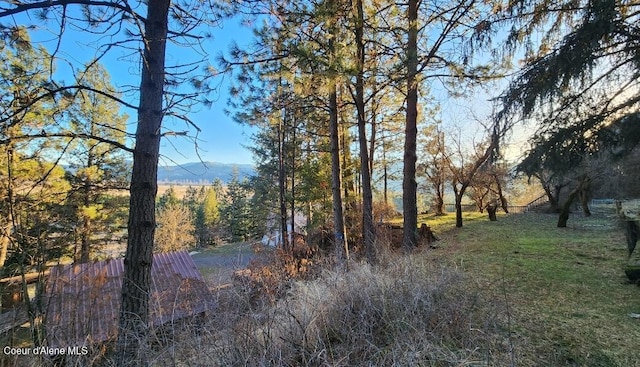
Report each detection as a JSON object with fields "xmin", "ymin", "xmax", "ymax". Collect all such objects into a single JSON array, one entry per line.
[
  {"xmin": 64, "ymin": 63, "xmax": 129, "ymax": 263},
  {"xmin": 220, "ymin": 171, "xmax": 253, "ymax": 242},
  {"xmin": 0, "ymin": 27, "xmax": 67, "ymax": 272},
  {"xmin": 1, "ymin": 2, "xmax": 225, "ymax": 362}
]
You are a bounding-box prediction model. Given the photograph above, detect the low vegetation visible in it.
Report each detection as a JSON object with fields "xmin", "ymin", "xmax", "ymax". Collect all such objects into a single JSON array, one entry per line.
[
  {"xmin": 3, "ymin": 210, "xmax": 639, "ymax": 366},
  {"xmin": 426, "ymin": 210, "xmax": 640, "ymax": 366},
  {"xmin": 155, "ymin": 211, "xmax": 638, "ymax": 366},
  {"xmin": 153, "ymin": 257, "xmax": 509, "ymax": 366}
]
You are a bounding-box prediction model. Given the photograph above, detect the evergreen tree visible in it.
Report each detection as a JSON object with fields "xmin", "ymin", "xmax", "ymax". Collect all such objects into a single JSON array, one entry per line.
[
  {"xmin": 0, "ymin": 27, "xmax": 68, "ymax": 272},
  {"xmin": 158, "ymin": 186, "xmax": 180, "ymax": 210},
  {"xmin": 202, "ymin": 187, "xmax": 220, "ymax": 227},
  {"xmin": 64, "ymin": 63, "xmax": 129, "ymax": 263},
  {"xmin": 499, "ymin": 0, "xmax": 640, "ymax": 171},
  {"xmin": 220, "ymin": 172, "xmax": 253, "ymax": 242},
  {"xmin": 1, "ymin": 2, "xmax": 225, "ymax": 362}
]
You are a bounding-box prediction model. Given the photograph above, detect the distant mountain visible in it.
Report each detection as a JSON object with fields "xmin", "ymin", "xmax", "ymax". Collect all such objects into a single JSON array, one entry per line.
[{"xmin": 157, "ymin": 161, "xmax": 254, "ymax": 184}]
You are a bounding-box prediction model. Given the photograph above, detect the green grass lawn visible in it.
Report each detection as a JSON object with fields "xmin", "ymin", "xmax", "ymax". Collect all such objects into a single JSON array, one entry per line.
[{"xmin": 419, "ymin": 211, "xmax": 640, "ymax": 366}]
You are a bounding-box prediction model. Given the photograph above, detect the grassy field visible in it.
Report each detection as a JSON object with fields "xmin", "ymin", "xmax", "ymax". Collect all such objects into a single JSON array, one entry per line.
[{"xmin": 419, "ymin": 210, "xmax": 640, "ymax": 366}]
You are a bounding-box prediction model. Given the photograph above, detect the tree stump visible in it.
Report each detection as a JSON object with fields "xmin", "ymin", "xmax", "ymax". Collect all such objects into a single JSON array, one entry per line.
[
  {"xmin": 624, "ymin": 265, "xmax": 640, "ymax": 284},
  {"xmin": 418, "ymin": 223, "xmax": 437, "ymax": 246}
]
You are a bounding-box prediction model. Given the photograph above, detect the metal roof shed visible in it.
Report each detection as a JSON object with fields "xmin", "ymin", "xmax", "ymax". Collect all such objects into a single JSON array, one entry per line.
[{"xmin": 44, "ymin": 250, "xmax": 213, "ymax": 348}]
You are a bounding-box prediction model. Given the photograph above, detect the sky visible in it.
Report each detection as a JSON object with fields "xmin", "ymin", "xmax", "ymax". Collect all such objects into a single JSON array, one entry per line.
[
  {"xmin": 15, "ymin": 8, "xmax": 258, "ymax": 166},
  {"xmin": 156, "ymin": 17, "xmax": 258, "ymax": 166},
  {"xmin": 11, "ymin": 4, "xmax": 533, "ymax": 168}
]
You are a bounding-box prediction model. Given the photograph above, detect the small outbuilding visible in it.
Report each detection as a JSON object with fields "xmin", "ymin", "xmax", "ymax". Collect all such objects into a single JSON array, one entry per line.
[{"xmin": 44, "ymin": 250, "xmax": 213, "ymax": 348}]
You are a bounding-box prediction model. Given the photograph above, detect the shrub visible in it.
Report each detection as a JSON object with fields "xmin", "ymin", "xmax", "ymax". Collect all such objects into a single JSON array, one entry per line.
[{"xmin": 177, "ymin": 255, "xmax": 510, "ymax": 366}]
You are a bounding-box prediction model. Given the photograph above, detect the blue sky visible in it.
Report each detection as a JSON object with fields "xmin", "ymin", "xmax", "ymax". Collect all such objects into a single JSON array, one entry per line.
[
  {"xmin": 11, "ymin": 5, "xmax": 529, "ymax": 168},
  {"xmin": 16, "ymin": 9, "xmax": 258, "ymax": 166},
  {"xmin": 157, "ymin": 17, "xmax": 258, "ymax": 166}
]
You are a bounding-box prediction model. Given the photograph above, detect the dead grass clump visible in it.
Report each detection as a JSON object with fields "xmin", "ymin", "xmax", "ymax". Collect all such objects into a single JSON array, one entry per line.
[{"xmin": 197, "ymin": 255, "xmax": 508, "ymax": 366}]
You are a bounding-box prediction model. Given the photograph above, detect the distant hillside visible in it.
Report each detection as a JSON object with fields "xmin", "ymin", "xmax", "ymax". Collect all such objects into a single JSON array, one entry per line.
[{"xmin": 157, "ymin": 161, "xmax": 254, "ymax": 184}]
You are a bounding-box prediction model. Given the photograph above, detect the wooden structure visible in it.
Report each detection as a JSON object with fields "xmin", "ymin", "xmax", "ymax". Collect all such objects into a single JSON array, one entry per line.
[{"xmin": 44, "ymin": 251, "xmax": 214, "ymax": 348}]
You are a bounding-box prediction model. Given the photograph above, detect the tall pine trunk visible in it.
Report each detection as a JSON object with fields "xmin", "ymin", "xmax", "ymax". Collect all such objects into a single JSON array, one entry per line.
[
  {"xmin": 78, "ymin": 177, "xmax": 92, "ymax": 263},
  {"xmin": 330, "ymin": 82, "xmax": 348, "ymax": 264},
  {"xmin": 116, "ymin": 1, "xmax": 170, "ymax": 364},
  {"xmin": 328, "ymin": 0, "xmax": 348, "ymax": 265},
  {"xmin": 278, "ymin": 103, "xmax": 289, "ymax": 252},
  {"xmin": 403, "ymin": 0, "xmax": 419, "ymax": 250},
  {"xmin": 354, "ymin": 0, "xmax": 376, "ymax": 263},
  {"xmin": 290, "ymin": 120, "xmax": 297, "ymax": 249}
]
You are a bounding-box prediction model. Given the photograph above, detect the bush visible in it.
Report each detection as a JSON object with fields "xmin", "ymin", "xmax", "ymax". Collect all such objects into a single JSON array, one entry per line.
[{"xmin": 171, "ymin": 255, "xmax": 510, "ymax": 366}]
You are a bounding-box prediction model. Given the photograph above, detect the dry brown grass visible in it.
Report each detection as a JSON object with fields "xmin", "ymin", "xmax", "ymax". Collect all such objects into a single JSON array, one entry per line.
[{"xmin": 141, "ymin": 254, "xmax": 510, "ymax": 367}]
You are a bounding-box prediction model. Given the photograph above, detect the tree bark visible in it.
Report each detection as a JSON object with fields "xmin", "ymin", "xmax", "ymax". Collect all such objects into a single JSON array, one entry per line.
[
  {"xmin": 558, "ymin": 176, "xmax": 591, "ymax": 227},
  {"xmin": 278, "ymin": 98, "xmax": 289, "ymax": 252},
  {"xmin": 330, "ymin": 83, "xmax": 348, "ymax": 264},
  {"xmin": 79, "ymin": 178, "xmax": 91, "ymax": 263},
  {"xmin": 487, "ymin": 203, "xmax": 498, "ymax": 221},
  {"xmin": 354, "ymin": 0, "xmax": 376, "ymax": 263},
  {"xmin": 557, "ymin": 193, "xmax": 576, "ymax": 227},
  {"xmin": 1, "ymin": 142, "xmax": 16, "ymax": 270},
  {"xmin": 116, "ymin": 1, "xmax": 170, "ymax": 365},
  {"xmin": 290, "ymin": 120, "xmax": 297, "ymax": 250},
  {"xmin": 434, "ymin": 195, "xmax": 445, "ymax": 216},
  {"xmin": 402, "ymin": 0, "xmax": 419, "ymax": 250},
  {"xmin": 579, "ymin": 188, "xmax": 591, "ymax": 217},
  {"xmin": 383, "ymin": 147, "xmax": 389, "ymax": 205},
  {"xmin": 327, "ymin": 4, "xmax": 348, "ymax": 265},
  {"xmin": 455, "ymin": 199, "xmax": 463, "ymax": 228}
]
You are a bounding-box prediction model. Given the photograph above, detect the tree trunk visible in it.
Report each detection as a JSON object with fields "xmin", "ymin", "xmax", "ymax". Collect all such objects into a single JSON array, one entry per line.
[
  {"xmin": 0, "ymin": 222, "xmax": 10, "ymax": 269},
  {"xmin": 434, "ymin": 194, "xmax": 444, "ymax": 216},
  {"xmin": 455, "ymin": 199, "xmax": 463, "ymax": 228},
  {"xmin": 290, "ymin": 121, "xmax": 297, "ymax": 250},
  {"xmin": 279, "ymin": 101, "xmax": 289, "ymax": 252},
  {"xmin": 453, "ymin": 184, "xmax": 466, "ymax": 228},
  {"xmin": 330, "ymin": 83, "xmax": 348, "ymax": 264},
  {"xmin": 368, "ymin": 101, "xmax": 377, "ymax": 174},
  {"xmin": 558, "ymin": 189, "xmax": 579, "ymax": 227},
  {"xmin": 116, "ymin": 1, "xmax": 170, "ymax": 365},
  {"xmin": 626, "ymin": 220, "xmax": 639, "ymax": 257},
  {"xmin": 579, "ymin": 189, "xmax": 591, "ymax": 217},
  {"xmin": 402, "ymin": 0, "xmax": 419, "ymax": 250},
  {"xmin": 1, "ymin": 148, "xmax": 15, "ymax": 270},
  {"xmin": 327, "ymin": 7, "xmax": 348, "ymax": 264},
  {"xmin": 487, "ymin": 203, "xmax": 498, "ymax": 221},
  {"xmin": 500, "ymin": 195, "xmax": 509, "ymax": 213},
  {"xmin": 354, "ymin": 0, "xmax": 376, "ymax": 263},
  {"xmin": 551, "ymin": 184, "xmax": 562, "ymax": 212},
  {"xmin": 383, "ymin": 148, "xmax": 389, "ymax": 205},
  {"xmin": 78, "ymin": 180, "xmax": 91, "ymax": 263},
  {"xmin": 79, "ymin": 216, "xmax": 91, "ymax": 263},
  {"xmin": 558, "ymin": 176, "xmax": 591, "ymax": 227}
]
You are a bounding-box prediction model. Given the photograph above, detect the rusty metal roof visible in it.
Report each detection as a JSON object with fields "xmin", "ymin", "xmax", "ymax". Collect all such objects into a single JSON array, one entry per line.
[{"xmin": 44, "ymin": 250, "xmax": 214, "ymax": 348}]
